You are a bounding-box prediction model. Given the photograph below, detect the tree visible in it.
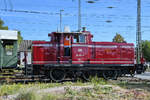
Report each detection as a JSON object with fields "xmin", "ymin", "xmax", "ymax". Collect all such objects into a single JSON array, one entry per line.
[
  {"xmin": 17, "ymin": 31, "xmax": 23, "ymax": 46},
  {"xmin": 0, "ymin": 19, "xmax": 8, "ymax": 30},
  {"xmin": 112, "ymin": 33, "xmax": 126, "ymax": 43},
  {"xmin": 0, "ymin": 19, "xmax": 23, "ymax": 45},
  {"xmin": 142, "ymin": 40, "xmax": 150, "ymax": 61}
]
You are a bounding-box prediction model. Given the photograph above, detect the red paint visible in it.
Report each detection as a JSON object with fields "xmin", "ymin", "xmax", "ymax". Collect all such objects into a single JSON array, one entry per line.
[{"xmin": 32, "ymin": 31, "xmax": 135, "ymax": 65}]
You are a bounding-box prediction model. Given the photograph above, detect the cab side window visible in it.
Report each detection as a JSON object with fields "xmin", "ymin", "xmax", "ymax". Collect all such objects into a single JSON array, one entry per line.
[
  {"xmin": 49, "ymin": 36, "xmax": 52, "ymax": 42},
  {"xmin": 73, "ymin": 34, "xmax": 86, "ymax": 43},
  {"xmin": 79, "ymin": 34, "xmax": 85, "ymax": 43},
  {"xmin": 73, "ymin": 35, "xmax": 79, "ymax": 43}
]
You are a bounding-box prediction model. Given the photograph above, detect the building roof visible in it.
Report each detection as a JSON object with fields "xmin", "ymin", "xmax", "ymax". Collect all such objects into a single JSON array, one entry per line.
[
  {"xmin": 0, "ymin": 30, "xmax": 18, "ymax": 40},
  {"xmin": 19, "ymin": 40, "xmax": 32, "ymax": 52}
]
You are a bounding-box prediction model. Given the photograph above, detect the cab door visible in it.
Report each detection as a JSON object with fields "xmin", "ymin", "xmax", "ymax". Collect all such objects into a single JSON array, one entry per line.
[
  {"xmin": 61, "ymin": 34, "xmax": 72, "ymax": 64},
  {"xmin": 54, "ymin": 34, "xmax": 61, "ymax": 63}
]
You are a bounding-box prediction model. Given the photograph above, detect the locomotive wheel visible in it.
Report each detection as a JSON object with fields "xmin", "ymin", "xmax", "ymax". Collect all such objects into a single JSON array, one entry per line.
[
  {"xmin": 82, "ymin": 70, "xmax": 91, "ymax": 81},
  {"xmin": 102, "ymin": 70, "xmax": 118, "ymax": 80},
  {"xmin": 130, "ymin": 70, "xmax": 135, "ymax": 77},
  {"xmin": 50, "ymin": 69, "xmax": 66, "ymax": 82},
  {"xmin": 136, "ymin": 70, "xmax": 142, "ymax": 74},
  {"xmin": 121, "ymin": 70, "xmax": 128, "ymax": 77},
  {"xmin": 117, "ymin": 70, "xmax": 123, "ymax": 77}
]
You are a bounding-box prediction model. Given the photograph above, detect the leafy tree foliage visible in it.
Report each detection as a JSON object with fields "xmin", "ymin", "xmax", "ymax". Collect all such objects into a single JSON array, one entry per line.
[
  {"xmin": 112, "ymin": 33, "xmax": 126, "ymax": 43},
  {"xmin": 0, "ymin": 19, "xmax": 23, "ymax": 45},
  {"xmin": 142, "ymin": 40, "xmax": 150, "ymax": 61},
  {"xmin": 0, "ymin": 19, "xmax": 8, "ymax": 30},
  {"xmin": 17, "ymin": 31, "xmax": 23, "ymax": 46}
]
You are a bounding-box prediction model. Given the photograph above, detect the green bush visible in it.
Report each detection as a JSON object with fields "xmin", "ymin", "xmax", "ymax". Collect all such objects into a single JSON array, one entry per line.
[{"xmin": 90, "ymin": 76, "xmax": 107, "ymax": 85}]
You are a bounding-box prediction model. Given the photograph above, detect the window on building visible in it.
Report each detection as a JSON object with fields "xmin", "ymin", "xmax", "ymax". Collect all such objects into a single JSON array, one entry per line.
[{"xmin": 5, "ymin": 44, "xmax": 13, "ymax": 56}]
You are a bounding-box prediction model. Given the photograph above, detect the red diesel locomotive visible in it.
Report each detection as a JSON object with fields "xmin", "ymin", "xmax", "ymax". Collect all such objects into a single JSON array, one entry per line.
[{"xmin": 25, "ymin": 28, "xmax": 146, "ymax": 82}]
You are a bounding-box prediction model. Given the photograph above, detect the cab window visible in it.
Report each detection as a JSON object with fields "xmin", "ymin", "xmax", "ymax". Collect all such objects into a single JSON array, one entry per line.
[
  {"xmin": 79, "ymin": 34, "xmax": 85, "ymax": 43},
  {"xmin": 49, "ymin": 36, "xmax": 51, "ymax": 42},
  {"xmin": 73, "ymin": 35, "xmax": 79, "ymax": 43},
  {"xmin": 73, "ymin": 34, "xmax": 86, "ymax": 43}
]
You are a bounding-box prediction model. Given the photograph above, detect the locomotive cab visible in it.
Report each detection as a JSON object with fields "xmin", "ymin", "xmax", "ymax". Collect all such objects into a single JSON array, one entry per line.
[{"xmin": 48, "ymin": 30, "xmax": 92, "ymax": 64}]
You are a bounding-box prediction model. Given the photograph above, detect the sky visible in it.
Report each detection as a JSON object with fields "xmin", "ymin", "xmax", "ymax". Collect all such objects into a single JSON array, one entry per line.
[{"xmin": 0, "ymin": 0, "xmax": 150, "ymax": 44}]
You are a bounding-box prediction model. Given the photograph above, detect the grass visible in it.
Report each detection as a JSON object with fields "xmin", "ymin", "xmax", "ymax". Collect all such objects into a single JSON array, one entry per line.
[
  {"xmin": 0, "ymin": 82, "xmax": 62, "ymax": 96},
  {"xmin": 90, "ymin": 76, "xmax": 107, "ymax": 85},
  {"xmin": 13, "ymin": 85, "xmax": 150, "ymax": 100},
  {"xmin": 41, "ymin": 94, "xmax": 62, "ymax": 100},
  {"xmin": 63, "ymin": 83, "xmax": 150, "ymax": 100},
  {"xmin": 0, "ymin": 79, "xmax": 89, "ymax": 96},
  {"xmin": 117, "ymin": 80, "xmax": 150, "ymax": 92},
  {"xmin": 15, "ymin": 90, "xmax": 63, "ymax": 100},
  {"xmin": 146, "ymin": 67, "xmax": 150, "ymax": 72},
  {"xmin": 0, "ymin": 77, "xmax": 150, "ymax": 100},
  {"xmin": 15, "ymin": 90, "xmax": 39, "ymax": 100}
]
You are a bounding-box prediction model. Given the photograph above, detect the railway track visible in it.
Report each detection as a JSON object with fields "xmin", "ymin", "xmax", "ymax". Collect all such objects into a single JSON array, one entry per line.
[
  {"xmin": 0, "ymin": 74, "xmax": 150, "ymax": 84},
  {"xmin": 0, "ymin": 69, "xmax": 150, "ymax": 83},
  {"xmin": 0, "ymin": 69, "xmax": 48, "ymax": 83}
]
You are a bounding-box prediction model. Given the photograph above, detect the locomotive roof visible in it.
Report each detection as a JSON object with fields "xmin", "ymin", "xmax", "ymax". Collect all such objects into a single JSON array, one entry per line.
[
  {"xmin": 54, "ymin": 32, "xmax": 83, "ymax": 34},
  {"xmin": 48, "ymin": 31, "xmax": 91, "ymax": 36}
]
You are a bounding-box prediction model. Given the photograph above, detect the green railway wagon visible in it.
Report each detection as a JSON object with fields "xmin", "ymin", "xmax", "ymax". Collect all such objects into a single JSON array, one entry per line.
[{"xmin": 0, "ymin": 30, "xmax": 18, "ymax": 69}]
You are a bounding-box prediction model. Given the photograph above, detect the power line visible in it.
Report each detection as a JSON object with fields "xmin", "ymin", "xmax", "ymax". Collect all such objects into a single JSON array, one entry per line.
[{"xmin": 0, "ymin": 9, "xmax": 54, "ymax": 14}]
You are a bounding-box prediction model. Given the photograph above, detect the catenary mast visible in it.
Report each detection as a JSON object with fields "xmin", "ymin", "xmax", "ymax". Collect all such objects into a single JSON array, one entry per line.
[{"xmin": 136, "ymin": 0, "xmax": 142, "ymax": 64}]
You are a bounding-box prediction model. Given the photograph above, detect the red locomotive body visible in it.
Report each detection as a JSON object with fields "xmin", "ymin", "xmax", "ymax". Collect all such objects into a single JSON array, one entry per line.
[
  {"xmin": 27, "ymin": 30, "xmax": 145, "ymax": 81},
  {"xmin": 32, "ymin": 41, "xmax": 57, "ymax": 64},
  {"xmin": 32, "ymin": 31, "xmax": 134, "ymax": 65},
  {"xmin": 89, "ymin": 42, "xmax": 134, "ymax": 65}
]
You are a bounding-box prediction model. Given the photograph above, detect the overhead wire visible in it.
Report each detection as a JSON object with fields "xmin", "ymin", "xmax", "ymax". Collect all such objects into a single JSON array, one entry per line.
[
  {"xmin": 0, "ymin": 0, "xmax": 149, "ymax": 40},
  {"xmin": 1, "ymin": 8, "xmax": 150, "ymax": 21}
]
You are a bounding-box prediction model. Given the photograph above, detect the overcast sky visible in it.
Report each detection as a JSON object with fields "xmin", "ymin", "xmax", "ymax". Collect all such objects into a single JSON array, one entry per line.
[{"xmin": 0, "ymin": 0, "xmax": 150, "ymax": 44}]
